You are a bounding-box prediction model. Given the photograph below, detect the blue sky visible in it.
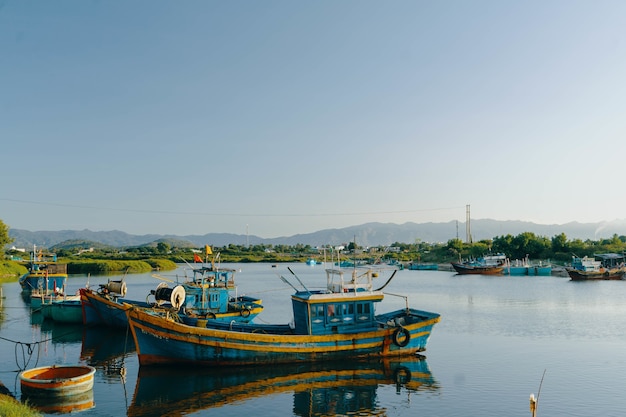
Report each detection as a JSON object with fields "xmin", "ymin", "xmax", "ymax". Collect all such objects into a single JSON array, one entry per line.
[{"xmin": 2, "ymin": 1, "xmax": 626, "ymax": 238}]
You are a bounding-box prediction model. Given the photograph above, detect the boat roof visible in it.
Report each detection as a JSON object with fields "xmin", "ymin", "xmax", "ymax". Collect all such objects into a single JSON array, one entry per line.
[
  {"xmin": 594, "ymin": 253, "xmax": 625, "ymax": 260},
  {"xmin": 291, "ymin": 267, "xmax": 388, "ymax": 302}
]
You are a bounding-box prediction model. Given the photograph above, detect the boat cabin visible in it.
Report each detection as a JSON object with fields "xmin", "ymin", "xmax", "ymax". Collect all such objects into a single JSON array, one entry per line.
[
  {"xmin": 290, "ymin": 268, "xmax": 385, "ymax": 336},
  {"xmin": 594, "ymin": 253, "xmax": 626, "ymax": 268},
  {"xmin": 184, "ymin": 267, "xmax": 238, "ymax": 313},
  {"xmin": 571, "ymin": 254, "xmax": 625, "ymax": 272},
  {"xmin": 479, "ymin": 253, "xmax": 507, "ymax": 266}
]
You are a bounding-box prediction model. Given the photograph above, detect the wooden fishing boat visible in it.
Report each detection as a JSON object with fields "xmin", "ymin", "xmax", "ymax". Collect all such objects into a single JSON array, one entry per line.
[
  {"xmin": 18, "ymin": 246, "xmax": 68, "ymax": 293},
  {"xmin": 80, "ymin": 280, "xmax": 151, "ymax": 327},
  {"xmin": 127, "ymin": 355, "xmax": 436, "ymax": 417},
  {"xmin": 19, "ymin": 365, "xmax": 96, "ymax": 397},
  {"xmin": 81, "ymin": 263, "xmax": 263, "ymax": 328},
  {"xmin": 126, "ymin": 267, "xmax": 440, "ymax": 366},
  {"xmin": 566, "ymin": 254, "xmax": 626, "ymax": 281},
  {"xmin": 451, "ymin": 253, "xmax": 506, "ymax": 275}
]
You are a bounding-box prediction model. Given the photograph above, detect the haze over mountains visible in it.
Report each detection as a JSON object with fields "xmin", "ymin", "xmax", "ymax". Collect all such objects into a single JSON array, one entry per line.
[{"xmin": 8, "ymin": 219, "xmax": 626, "ymax": 249}]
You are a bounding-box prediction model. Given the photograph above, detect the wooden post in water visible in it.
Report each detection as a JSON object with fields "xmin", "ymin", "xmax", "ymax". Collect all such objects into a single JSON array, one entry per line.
[
  {"xmin": 529, "ymin": 393, "xmax": 537, "ymax": 417},
  {"xmin": 530, "ymin": 369, "xmax": 546, "ymax": 417}
]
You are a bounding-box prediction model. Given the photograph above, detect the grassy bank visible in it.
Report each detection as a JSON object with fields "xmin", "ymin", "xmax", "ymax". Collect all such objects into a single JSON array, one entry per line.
[
  {"xmin": 67, "ymin": 258, "xmax": 177, "ymax": 274},
  {"xmin": 0, "ymin": 393, "xmax": 42, "ymax": 417},
  {"xmin": 0, "ymin": 261, "xmax": 27, "ymax": 281},
  {"xmin": 0, "ymin": 259, "xmax": 177, "ymax": 283}
]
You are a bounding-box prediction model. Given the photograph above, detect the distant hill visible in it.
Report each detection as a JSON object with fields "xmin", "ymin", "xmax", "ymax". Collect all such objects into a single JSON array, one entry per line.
[{"xmin": 7, "ymin": 219, "xmax": 626, "ymax": 250}]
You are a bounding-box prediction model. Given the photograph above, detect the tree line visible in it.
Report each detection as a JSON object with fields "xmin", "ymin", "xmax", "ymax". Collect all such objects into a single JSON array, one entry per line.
[{"xmin": 2, "ymin": 219, "xmax": 626, "ymax": 266}]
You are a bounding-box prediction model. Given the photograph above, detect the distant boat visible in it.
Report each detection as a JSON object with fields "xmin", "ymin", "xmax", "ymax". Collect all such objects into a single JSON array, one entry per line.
[
  {"xmin": 126, "ymin": 266, "xmax": 440, "ymax": 366},
  {"xmin": 305, "ymin": 258, "xmax": 318, "ymax": 266},
  {"xmin": 19, "ymin": 246, "xmax": 68, "ymax": 293},
  {"xmin": 566, "ymin": 253, "xmax": 626, "ymax": 281},
  {"xmin": 503, "ymin": 256, "xmax": 552, "ymax": 276},
  {"xmin": 451, "ymin": 253, "xmax": 506, "ymax": 275},
  {"xmin": 407, "ymin": 262, "xmax": 438, "ymax": 271}
]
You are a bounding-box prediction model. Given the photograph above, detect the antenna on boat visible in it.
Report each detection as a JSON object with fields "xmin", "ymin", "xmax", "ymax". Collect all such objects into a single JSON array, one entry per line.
[
  {"xmin": 287, "ymin": 267, "xmax": 311, "ymax": 294},
  {"xmin": 278, "ymin": 274, "xmax": 299, "ymax": 292}
]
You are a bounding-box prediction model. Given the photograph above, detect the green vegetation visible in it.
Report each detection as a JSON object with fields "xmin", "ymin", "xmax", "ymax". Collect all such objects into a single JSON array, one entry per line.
[
  {"xmin": 66, "ymin": 259, "xmax": 177, "ymax": 274},
  {"xmin": 0, "ymin": 394, "xmax": 42, "ymax": 417},
  {"xmin": 0, "ymin": 260, "xmax": 27, "ymax": 278},
  {"xmin": 0, "ymin": 220, "xmax": 13, "ymax": 249}
]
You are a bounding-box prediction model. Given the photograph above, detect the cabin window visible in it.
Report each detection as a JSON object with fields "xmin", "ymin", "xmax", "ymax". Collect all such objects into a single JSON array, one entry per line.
[
  {"xmin": 311, "ymin": 304, "xmax": 324, "ymax": 317},
  {"xmin": 356, "ymin": 302, "xmax": 371, "ymax": 321},
  {"xmin": 339, "ymin": 303, "xmax": 353, "ymax": 316}
]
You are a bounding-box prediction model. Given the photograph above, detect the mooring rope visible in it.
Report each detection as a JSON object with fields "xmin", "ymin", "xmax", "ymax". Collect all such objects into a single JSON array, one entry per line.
[
  {"xmin": 0, "ymin": 334, "xmax": 43, "ymax": 371},
  {"xmin": 0, "ymin": 324, "xmax": 85, "ymax": 372}
]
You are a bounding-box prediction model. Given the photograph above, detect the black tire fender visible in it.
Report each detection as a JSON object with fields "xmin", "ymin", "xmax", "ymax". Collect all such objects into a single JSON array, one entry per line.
[{"xmin": 392, "ymin": 326, "xmax": 411, "ymax": 347}]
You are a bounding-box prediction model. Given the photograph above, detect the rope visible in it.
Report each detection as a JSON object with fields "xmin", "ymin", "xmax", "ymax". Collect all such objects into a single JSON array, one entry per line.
[
  {"xmin": 0, "ymin": 324, "xmax": 86, "ymax": 372},
  {"xmin": 0, "ymin": 334, "xmax": 42, "ymax": 372}
]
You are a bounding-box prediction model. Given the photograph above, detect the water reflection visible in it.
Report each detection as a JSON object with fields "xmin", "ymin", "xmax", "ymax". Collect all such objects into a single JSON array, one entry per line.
[
  {"xmin": 22, "ymin": 389, "xmax": 95, "ymax": 414},
  {"xmin": 127, "ymin": 356, "xmax": 438, "ymax": 417},
  {"xmin": 39, "ymin": 319, "xmax": 84, "ymax": 344},
  {"xmin": 81, "ymin": 326, "xmax": 136, "ymax": 383}
]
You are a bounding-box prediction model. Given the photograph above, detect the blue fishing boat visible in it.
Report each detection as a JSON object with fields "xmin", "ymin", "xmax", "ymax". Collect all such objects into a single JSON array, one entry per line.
[
  {"xmin": 503, "ymin": 256, "xmax": 552, "ymax": 276},
  {"xmin": 81, "ymin": 263, "xmax": 263, "ymax": 328},
  {"xmin": 41, "ymin": 298, "xmax": 84, "ymax": 323},
  {"xmin": 126, "ymin": 267, "xmax": 440, "ymax": 366},
  {"xmin": 19, "ymin": 247, "xmax": 68, "ymax": 293},
  {"xmin": 407, "ymin": 262, "xmax": 438, "ymax": 271}
]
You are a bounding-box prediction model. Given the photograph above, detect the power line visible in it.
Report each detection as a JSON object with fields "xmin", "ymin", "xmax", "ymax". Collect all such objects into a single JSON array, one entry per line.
[{"xmin": 0, "ymin": 198, "xmax": 464, "ymax": 218}]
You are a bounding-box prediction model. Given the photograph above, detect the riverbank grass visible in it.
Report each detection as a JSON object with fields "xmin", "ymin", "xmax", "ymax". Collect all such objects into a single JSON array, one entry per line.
[{"xmin": 0, "ymin": 393, "xmax": 42, "ymax": 416}]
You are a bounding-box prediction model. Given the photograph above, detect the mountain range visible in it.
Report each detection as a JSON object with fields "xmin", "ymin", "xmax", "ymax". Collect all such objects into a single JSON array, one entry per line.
[{"xmin": 7, "ymin": 219, "xmax": 626, "ymax": 249}]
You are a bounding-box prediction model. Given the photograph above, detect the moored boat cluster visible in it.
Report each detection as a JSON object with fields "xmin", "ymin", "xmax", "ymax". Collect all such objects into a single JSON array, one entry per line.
[{"xmin": 19, "ymin": 246, "xmax": 441, "ymax": 368}]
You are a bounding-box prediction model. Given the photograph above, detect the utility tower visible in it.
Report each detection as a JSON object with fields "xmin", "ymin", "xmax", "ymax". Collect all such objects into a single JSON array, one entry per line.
[{"xmin": 466, "ymin": 204, "xmax": 472, "ymax": 243}]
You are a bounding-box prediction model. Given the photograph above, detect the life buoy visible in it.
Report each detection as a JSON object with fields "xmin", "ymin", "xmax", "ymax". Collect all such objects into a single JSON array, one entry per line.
[
  {"xmin": 241, "ymin": 309, "xmax": 251, "ymax": 318},
  {"xmin": 392, "ymin": 326, "xmax": 411, "ymax": 347}
]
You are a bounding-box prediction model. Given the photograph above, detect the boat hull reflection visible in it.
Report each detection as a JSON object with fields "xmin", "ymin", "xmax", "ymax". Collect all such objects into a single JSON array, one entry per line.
[
  {"xmin": 80, "ymin": 326, "xmax": 136, "ymax": 383},
  {"xmin": 128, "ymin": 355, "xmax": 437, "ymax": 417}
]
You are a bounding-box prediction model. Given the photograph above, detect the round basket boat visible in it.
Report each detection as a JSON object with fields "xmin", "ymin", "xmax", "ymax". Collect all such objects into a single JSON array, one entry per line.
[{"xmin": 19, "ymin": 365, "xmax": 96, "ymax": 397}]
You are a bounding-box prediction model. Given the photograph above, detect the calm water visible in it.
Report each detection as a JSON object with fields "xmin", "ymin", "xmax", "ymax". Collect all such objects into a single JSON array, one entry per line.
[{"xmin": 2, "ymin": 263, "xmax": 626, "ymax": 416}]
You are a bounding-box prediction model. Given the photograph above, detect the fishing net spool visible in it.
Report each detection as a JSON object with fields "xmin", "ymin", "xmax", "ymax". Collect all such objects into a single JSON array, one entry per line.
[
  {"xmin": 152, "ymin": 282, "xmax": 186, "ymax": 310},
  {"xmin": 102, "ymin": 280, "xmax": 127, "ymax": 297}
]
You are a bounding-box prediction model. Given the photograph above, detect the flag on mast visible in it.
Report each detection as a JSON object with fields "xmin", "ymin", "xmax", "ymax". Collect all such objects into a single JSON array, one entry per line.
[{"xmin": 205, "ymin": 245, "xmax": 212, "ymax": 255}]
